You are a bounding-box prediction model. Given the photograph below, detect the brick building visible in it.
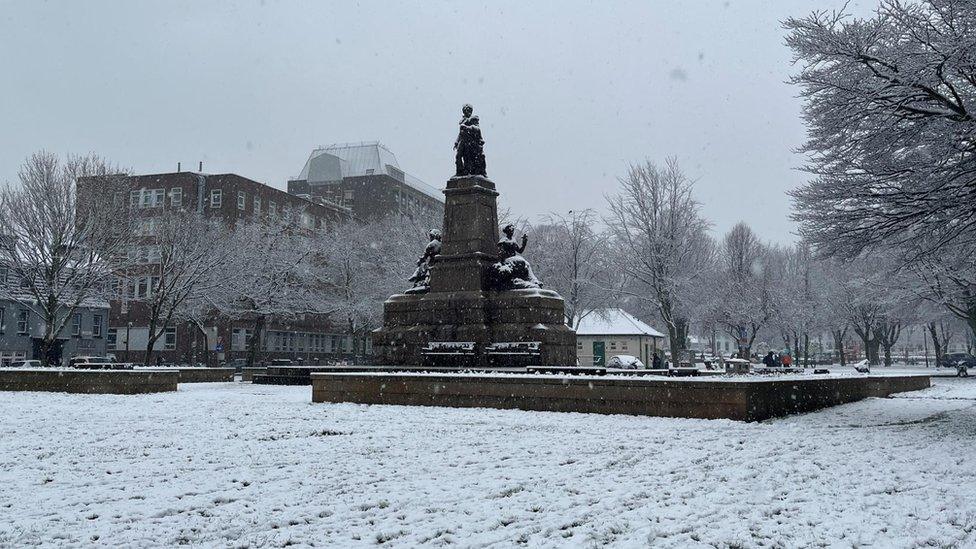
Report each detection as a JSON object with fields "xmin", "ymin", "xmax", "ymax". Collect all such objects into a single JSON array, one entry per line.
[
  {"xmin": 287, "ymin": 142, "xmax": 443, "ymax": 220},
  {"xmin": 78, "ymin": 171, "xmax": 365, "ymax": 366}
]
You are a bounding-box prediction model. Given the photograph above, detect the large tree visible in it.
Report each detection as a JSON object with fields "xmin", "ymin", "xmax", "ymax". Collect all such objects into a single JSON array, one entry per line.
[
  {"xmin": 313, "ymin": 214, "xmax": 435, "ymax": 354},
  {"xmin": 786, "ymin": 1, "xmax": 976, "ymax": 342},
  {"xmin": 217, "ymin": 209, "xmax": 321, "ymax": 368},
  {"xmin": 606, "ymin": 158, "xmax": 714, "ymax": 365},
  {"xmin": 787, "ymin": 1, "xmax": 976, "ymax": 256},
  {"xmin": 0, "ymin": 152, "xmax": 131, "ymax": 365},
  {"xmin": 713, "ymin": 223, "xmax": 776, "ymax": 360},
  {"xmin": 529, "ymin": 209, "xmax": 617, "ymax": 328},
  {"xmin": 134, "ymin": 211, "xmax": 234, "ymax": 366}
]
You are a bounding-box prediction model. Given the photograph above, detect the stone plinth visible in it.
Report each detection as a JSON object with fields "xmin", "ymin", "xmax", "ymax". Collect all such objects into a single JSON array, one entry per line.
[
  {"xmin": 136, "ymin": 367, "xmax": 235, "ymax": 383},
  {"xmin": 372, "ymin": 288, "xmax": 576, "ymax": 366},
  {"xmin": 0, "ymin": 368, "xmax": 178, "ymax": 394},
  {"xmin": 372, "ymin": 174, "xmax": 576, "ymax": 367}
]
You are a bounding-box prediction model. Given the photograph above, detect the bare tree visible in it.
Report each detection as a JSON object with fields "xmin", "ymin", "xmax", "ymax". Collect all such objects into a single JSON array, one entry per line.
[
  {"xmin": 910, "ymin": 241, "xmax": 976, "ymax": 341},
  {"xmin": 606, "ymin": 158, "xmax": 714, "ymax": 365},
  {"xmin": 713, "ymin": 223, "xmax": 776, "ymax": 360},
  {"xmin": 771, "ymin": 242, "xmax": 828, "ymax": 366},
  {"xmin": 313, "ymin": 214, "xmax": 434, "ymax": 354},
  {"xmin": 0, "ymin": 152, "xmax": 131, "ymax": 365},
  {"xmin": 786, "ymin": 1, "xmax": 976, "ymax": 258},
  {"xmin": 217, "ymin": 208, "xmax": 321, "ymax": 368},
  {"xmin": 130, "ymin": 211, "xmax": 235, "ymax": 366},
  {"xmin": 529, "ymin": 209, "xmax": 618, "ymax": 328}
]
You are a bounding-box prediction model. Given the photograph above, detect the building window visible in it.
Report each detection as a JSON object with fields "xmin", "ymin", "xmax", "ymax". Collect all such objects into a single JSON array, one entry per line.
[
  {"xmin": 0, "ymin": 308, "xmax": 4, "ymax": 334},
  {"xmin": 16, "ymin": 309, "xmax": 28, "ymax": 335},
  {"xmin": 132, "ymin": 276, "xmax": 156, "ymax": 299},
  {"xmin": 269, "ymin": 201, "xmax": 277, "ymax": 217},
  {"xmin": 71, "ymin": 313, "xmax": 82, "ymax": 336},
  {"xmin": 253, "ymin": 197, "xmax": 261, "ymax": 215},
  {"xmin": 0, "ymin": 266, "xmax": 8, "ymax": 284},
  {"xmin": 343, "ymin": 190, "xmax": 354, "ymax": 207},
  {"xmin": 107, "ymin": 328, "xmax": 117, "ymax": 350},
  {"xmin": 131, "ymin": 188, "xmax": 166, "ymax": 208},
  {"xmin": 210, "ymin": 189, "xmax": 222, "ymax": 208},
  {"xmin": 170, "ymin": 187, "xmax": 183, "ymax": 208},
  {"xmin": 232, "ymin": 328, "xmax": 253, "ymax": 351},
  {"xmin": 163, "ymin": 327, "xmax": 177, "ymax": 350},
  {"xmin": 92, "ymin": 314, "xmax": 103, "ymax": 337},
  {"xmin": 238, "ymin": 191, "xmax": 246, "ymax": 210}
]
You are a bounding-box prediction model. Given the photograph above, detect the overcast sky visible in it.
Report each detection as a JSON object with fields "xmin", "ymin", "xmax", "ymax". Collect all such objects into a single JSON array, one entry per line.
[{"xmin": 0, "ymin": 0, "xmax": 875, "ymax": 243}]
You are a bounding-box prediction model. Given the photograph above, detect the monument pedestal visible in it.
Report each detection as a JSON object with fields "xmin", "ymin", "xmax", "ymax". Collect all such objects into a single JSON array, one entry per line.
[{"xmin": 372, "ymin": 175, "xmax": 576, "ymax": 367}]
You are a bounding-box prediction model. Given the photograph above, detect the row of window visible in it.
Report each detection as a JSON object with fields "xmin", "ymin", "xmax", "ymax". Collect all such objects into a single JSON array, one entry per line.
[
  {"xmin": 213, "ymin": 189, "xmax": 278, "ymax": 217},
  {"xmin": 105, "ymin": 327, "xmax": 176, "ymax": 350},
  {"xmin": 130, "ymin": 188, "xmax": 182, "ymax": 209},
  {"xmin": 0, "ymin": 308, "xmax": 101, "ymax": 337},
  {"xmin": 264, "ymin": 330, "xmax": 350, "ymax": 353}
]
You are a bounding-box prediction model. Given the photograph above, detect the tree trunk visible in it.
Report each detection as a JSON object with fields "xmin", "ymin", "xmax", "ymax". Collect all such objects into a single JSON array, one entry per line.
[
  {"xmin": 832, "ymin": 328, "xmax": 846, "ymax": 366},
  {"xmin": 144, "ymin": 317, "xmax": 159, "ymax": 367},
  {"xmin": 928, "ymin": 322, "xmax": 943, "ymax": 367},
  {"xmin": 246, "ymin": 315, "xmax": 265, "ymax": 368},
  {"xmin": 802, "ymin": 333, "xmax": 809, "ymax": 367},
  {"xmin": 867, "ymin": 338, "xmax": 881, "ymax": 366}
]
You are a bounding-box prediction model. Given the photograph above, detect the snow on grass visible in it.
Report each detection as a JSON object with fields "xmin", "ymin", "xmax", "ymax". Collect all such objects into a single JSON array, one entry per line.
[{"xmin": 1, "ymin": 379, "xmax": 975, "ymax": 547}]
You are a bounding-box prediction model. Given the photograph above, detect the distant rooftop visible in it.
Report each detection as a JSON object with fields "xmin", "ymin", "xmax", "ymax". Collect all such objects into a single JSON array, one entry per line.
[
  {"xmin": 294, "ymin": 141, "xmax": 441, "ymax": 201},
  {"xmin": 575, "ymin": 309, "xmax": 665, "ymax": 338}
]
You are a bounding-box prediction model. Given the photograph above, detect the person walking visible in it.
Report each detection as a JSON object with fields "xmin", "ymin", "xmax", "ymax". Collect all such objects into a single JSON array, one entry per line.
[{"xmin": 763, "ymin": 351, "xmax": 776, "ymax": 368}]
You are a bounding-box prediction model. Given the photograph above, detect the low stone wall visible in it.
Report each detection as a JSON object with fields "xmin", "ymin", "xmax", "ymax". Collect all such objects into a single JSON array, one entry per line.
[
  {"xmin": 310, "ymin": 373, "xmax": 931, "ymax": 421},
  {"xmin": 241, "ymin": 367, "xmax": 268, "ymax": 382},
  {"xmin": 134, "ymin": 367, "xmax": 235, "ymax": 383},
  {"xmin": 176, "ymin": 367, "xmax": 235, "ymax": 383},
  {"xmin": 0, "ymin": 368, "xmax": 178, "ymax": 395}
]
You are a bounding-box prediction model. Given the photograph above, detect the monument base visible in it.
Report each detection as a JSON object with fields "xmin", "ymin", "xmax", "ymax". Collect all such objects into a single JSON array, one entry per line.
[
  {"xmin": 311, "ymin": 372, "xmax": 933, "ymax": 422},
  {"xmin": 372, "ymin": 288, "xmax": 576, "ymax": 367}
]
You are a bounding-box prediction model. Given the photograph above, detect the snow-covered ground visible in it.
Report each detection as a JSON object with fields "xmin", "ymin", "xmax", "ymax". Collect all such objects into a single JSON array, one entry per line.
[{"xmin": 1, "ymin": 378, "xmax": 975, "ymax": 548}]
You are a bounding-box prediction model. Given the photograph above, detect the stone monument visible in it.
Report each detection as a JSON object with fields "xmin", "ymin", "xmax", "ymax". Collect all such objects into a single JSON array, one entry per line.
[{"xmin": 372, "ymin": 105, "xmax": 576, "ymax": 367}]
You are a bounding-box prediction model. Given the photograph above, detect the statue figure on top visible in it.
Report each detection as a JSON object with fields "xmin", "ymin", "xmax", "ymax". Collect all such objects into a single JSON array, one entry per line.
[
  {"xmin": 405, "ymin": 229, "xmax": 442, "ymax": 294},
  {"xmin": 491, "ymin": 223, "xmax": 541, "ymax": 290},
  {"xmin": 454, "ymin": 103, "xmax": 487, "ymax": 177}
]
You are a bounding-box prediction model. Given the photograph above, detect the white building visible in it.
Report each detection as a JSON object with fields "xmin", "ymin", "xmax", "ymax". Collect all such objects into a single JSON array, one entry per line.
[{"xmin": 575, "ymin": 309, "xmax": 665, "ymax": 367}]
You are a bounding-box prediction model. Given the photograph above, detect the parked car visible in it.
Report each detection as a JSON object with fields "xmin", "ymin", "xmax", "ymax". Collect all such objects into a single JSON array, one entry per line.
[
  {"xmin": 608, "ymin": 355, "xmax": 645, "ymax": 369},
  {"xmin": 69, "ymin": 356, "xmax": 134, "ymax": 370},
  {"xmin": 269, "ymin": 358, "xmax": 293, "ymax": 367},
  {"xmin": 8, "ymin": 359, "xmax": 43, "ymax": 368},
  {"xmin": 938, "ymin": 353, "xmax": 976, "ymax": 369}
]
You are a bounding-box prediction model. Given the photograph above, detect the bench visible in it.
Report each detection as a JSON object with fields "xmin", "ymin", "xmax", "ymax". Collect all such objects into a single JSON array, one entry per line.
[
  {"xmin": 420, "ymin": 342, "xmax": 477, "ymax": 368},
  {"xmin": 485, "ymin": 341, "xmax": 541, "ymax": 368}
]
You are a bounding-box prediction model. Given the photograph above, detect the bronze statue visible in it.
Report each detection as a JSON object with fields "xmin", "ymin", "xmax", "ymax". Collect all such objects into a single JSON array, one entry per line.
[
  {"xmin": 491, "ymin": 224, "xmax": 541, "ymax": 290},
  {"xmin": 406, "ymin": 229, "xmax": 442, "ymax": 294},
  {"xmin": 454, "ymin": 104, "xmax": 486, "ymax": 177}
]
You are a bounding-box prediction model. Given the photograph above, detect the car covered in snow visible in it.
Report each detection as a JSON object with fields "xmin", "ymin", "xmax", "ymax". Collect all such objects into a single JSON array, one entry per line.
[
  {"xmin": 8, "ymin": 359, "xmax": 43, "ymax": 368},
  {"xmin": 608, "ymin": 355, "xmax": 645, "ymax": 369},
  {"xmin": 69, "ymin": 356, "xmax": 134, "ymax": 370},
  {"xmin": 938, "ymin": 353, "xmax": 976, "ymax": 369}
]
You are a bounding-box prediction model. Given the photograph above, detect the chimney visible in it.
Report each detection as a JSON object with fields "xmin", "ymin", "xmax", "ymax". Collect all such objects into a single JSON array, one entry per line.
[
  {"xmin": 199, "ymin": 161, "xmax": 203, "ymax": 172},
  {"xmin": 177, "ymin": 162, "xmax": 181, "ymax": 172}
]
